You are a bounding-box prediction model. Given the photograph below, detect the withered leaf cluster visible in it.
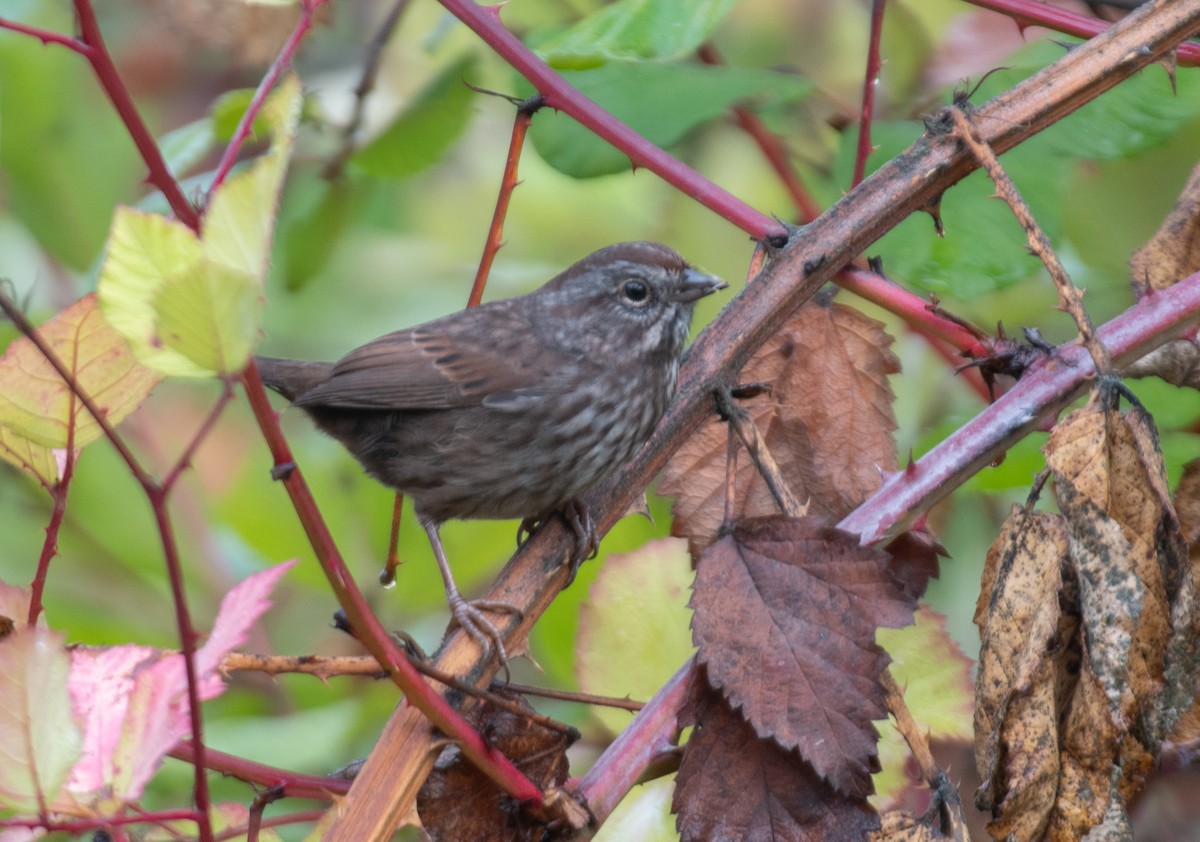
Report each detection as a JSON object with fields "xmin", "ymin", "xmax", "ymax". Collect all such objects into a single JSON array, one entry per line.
[
  {"xmin": 664, "ymin": 300, "xmax": 953, "ymax": 840},
  {"xmin": 417, "ymin": 691, "xmax": 575, "ymax": 841},
  {"xmin": 974, "ymin": 392, "xmax": 1200, "ymax": 841}
]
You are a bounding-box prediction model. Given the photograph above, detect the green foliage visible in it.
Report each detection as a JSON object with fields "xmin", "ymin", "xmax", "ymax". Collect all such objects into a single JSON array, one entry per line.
[
  {"xmin": 352, "ymin": 55, "xmax": 479, "ymax": 180},
  {"xmin": 525, "ymin": 63, "xmax": 813, "ymax": 178},
  {"xmin": 535, "ymin": 0, "xmax": 739, "ymax": 68}
]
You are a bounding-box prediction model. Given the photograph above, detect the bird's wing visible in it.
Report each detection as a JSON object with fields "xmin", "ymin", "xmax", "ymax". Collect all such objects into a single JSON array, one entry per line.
[{"xmin": 291, "ymin": 304, "xmax": 564, "ymax": 410}]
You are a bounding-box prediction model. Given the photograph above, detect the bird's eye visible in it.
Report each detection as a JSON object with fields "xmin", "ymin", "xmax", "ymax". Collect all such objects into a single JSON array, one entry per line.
[{"xmin": 622, "ymin": 280, "xmax": 649, "ymax": 303}]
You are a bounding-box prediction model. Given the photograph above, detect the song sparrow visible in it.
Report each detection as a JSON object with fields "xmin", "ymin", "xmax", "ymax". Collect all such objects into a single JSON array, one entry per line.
[{"xmin": 257, "ymin": 242, "xmax": 725, "ymax": 662}]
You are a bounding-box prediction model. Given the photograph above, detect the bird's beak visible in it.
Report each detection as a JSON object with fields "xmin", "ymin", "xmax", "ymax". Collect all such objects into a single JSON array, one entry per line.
[{"xmin": 675, "ymin": 268, "xmax": 728, "ymax": 303}]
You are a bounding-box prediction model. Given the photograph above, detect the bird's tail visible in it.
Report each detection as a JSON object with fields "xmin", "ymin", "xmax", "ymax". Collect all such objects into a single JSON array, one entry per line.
[{"xmin": 254, "ymin": 356, "xmax": 334, "ymax": 402}]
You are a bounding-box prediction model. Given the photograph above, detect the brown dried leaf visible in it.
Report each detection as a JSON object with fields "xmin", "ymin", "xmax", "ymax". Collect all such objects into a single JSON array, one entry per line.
[
  {"xmin": 1130, "ymin": 161, "xmax": 1200, "ymax": 294},
  {"xmin": 691, "ymin": 516, "xmax": 915, "ymax": 796},
  {"xmin": 674, "ymin": 682, "xmax": 880, "ymax": 842},
  {"xmin": 872, "ymin": 810, "xmax": 953, "ymax": 841},
  {"xmin": 1046, "ymin": 672, "xmax": 1127, "ymax": 841},
  {"xmin": 1046, "ymin": 399, "xmax": 1178, "ymax": 720},
  {"xmin": 662, "ymin": 301, "xmax": 899, "ymax": 555},
  {"xmin": 1120, "ymin": 339, "xmax": 1200, "ymax": 389},
  {"xmin": 416, "ymin": 692, "xmax": 573, "ymax": 841},
  {"xmin": 1176, "ymin": 458, "xmax": 1200, "ymax": 552},
  {"xmin": 973, "ymin": 506, "xmax": 1072, "ymax": 840},
  {"xmin": 884, "ymin": 528, "xmax": 945, "ymax": 603},
  {"xmin": 0, "ymin": 294, "xmax": 160, "ymax": 449}
]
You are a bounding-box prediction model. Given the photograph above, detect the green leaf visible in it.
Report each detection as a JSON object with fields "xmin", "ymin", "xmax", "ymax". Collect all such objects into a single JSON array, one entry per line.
[
  {"xmin": 535, "ymin": 0, "xmax": 739, "ymax": 68},
  {"xmin": 352, "ymin": 56, "xmax": 478, "ymax": 180},
  {"xmin": 211, "ymin": 88, "xmax": 261, "ymax": 143},
  {"xmin": 0, "ymin": 8, "xmax": 140, "ymax": 269},
  {"xmin": 975, "ymin": 41, "xmax": 1200, "ymax": 161},
  {"xmin": 576, "ymin": 538, "xmax": 694, "ymax": 736},
  {"xmin": 0, "ymin": 628, "xmax": 82, "ymax": 812},
  {"xmin": 154, "ymin": 258, "xmax": 262, "ymax": 374},
  {"xmin": 851, "ymin": 121, "xmax": 1067, "ymax": 298},
  {"xmin": 275, "ymin": 175, "xmax": 359, "ymax": 292},
  {"xmin": 528, "ymin": 62, "xmax": 813, "ymax": 178}
]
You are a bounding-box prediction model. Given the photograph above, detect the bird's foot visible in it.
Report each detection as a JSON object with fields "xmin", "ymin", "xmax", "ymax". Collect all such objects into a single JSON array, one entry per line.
[
  {"xmin": 516, "ymin": 500, "xmax": 598, "ymax": 587},
  {"xmin": 446, "ymin": 593, "xmax": 523, "ymax": 670},
  {"xmin": 561, "ymin": 499, "xmax": 598, "ymax": 586}
]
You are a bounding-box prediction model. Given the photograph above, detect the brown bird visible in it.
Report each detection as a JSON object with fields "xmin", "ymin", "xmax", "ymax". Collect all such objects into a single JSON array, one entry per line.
[{"xmin": 257, "ymin": 242, "xmax": 725, "ymax": 662}]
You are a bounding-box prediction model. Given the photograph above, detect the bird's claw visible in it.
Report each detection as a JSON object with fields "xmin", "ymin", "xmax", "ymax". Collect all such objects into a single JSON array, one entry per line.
[
  {"xmin": 516, "ymin": 501, "xmax": 599, "ymax": 587},
  {"xmin": 446, "ymin": 594, "xmax": 522, "ymax": 670},
  {"xmin": 561, "ymin": 499, "xmax": 598, "ymax": 586}
]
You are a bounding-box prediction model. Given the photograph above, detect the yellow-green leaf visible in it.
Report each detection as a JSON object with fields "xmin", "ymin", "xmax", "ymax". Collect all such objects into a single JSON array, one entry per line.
[
  {"xmin": 0, "ymin": 293, "xmax": 160, "ymax": 449},
  {"xmin": 0, "ymin": 426, "xmax": 60, "ymax": 488},
  {"xmin": 577, "ymin": 538, "xmax": 695, "ymax": 735},
  {"xmin": 99, "ymin": 75, "xmax": 301, "ymax": 378},
  {"xmin": 204, "ymin": 73, "xmax": 302, "ymax": 277},
  {"xmin": 154, "ymin": 258, "xmax": 262, "ymax": 374},
  {"xmin": 98, "ymin": 206, "xmax": 212, "ymax": 377}
]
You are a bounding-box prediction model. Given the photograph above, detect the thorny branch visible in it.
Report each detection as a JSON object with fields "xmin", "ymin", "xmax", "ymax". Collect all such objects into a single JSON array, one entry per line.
[
  {"xmin": 330, "ymin": 3, "xmax": 1200, "ymax": 836},
  {"xmin": 948, "ymin": 107, "xmax": 1112, "ymax": 375}
]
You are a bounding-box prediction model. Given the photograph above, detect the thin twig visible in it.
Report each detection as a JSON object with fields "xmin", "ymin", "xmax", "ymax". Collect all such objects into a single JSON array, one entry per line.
[
  {"xmin": 716, "ymin": 388, "xmax": 803, "ymax": 518},
  {"xmin": 72, "ymin": 0, "xmax": 200, "ymax": 230},
  {"xmin": 948, "ymin": 107, "xmax": 1112, "ymax": 375},
  {"xmin": 162, "ymin": 381, "xmax": 236, "ymax": 494},
  {"xmin": 852, "ymin": 0, "xmax": 888, "ymax": 188},
  {"xmin": 880, "ymin": 669, "xmax": 970, "ymax": 842},
  {"xmin": 437, "ymin": 0, "xmax": 788, "ymax": 243},
  {"xmin": 239, "ymin": 360, "xmax": 546, "ymax": 807},
  {"xmin": 324, "ymin": 0, "xmax": 413, "ymax": 179},
  {"xmin": 204, "ymin": 0, "xmax": 329, "ymax": 208},
  {"xmin": 467, "ymin": 95, "xmax": 544, "ymax": 308},
  {"xmin": 500, "ymin": 681, "xmax": 645, "ymax": 712}
]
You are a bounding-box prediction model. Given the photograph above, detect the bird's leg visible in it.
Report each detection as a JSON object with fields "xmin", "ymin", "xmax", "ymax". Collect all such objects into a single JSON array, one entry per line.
[
  {"xmin": 422, "ymin": 519, "xmax": 522, "ymax": 667},
  {"xmin": 515, "ymin": 501, "xmax": 599, "ymax": 586}
]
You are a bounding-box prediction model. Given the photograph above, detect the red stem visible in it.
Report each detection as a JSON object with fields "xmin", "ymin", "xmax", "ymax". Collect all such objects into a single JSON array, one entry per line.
[
  {"xmin": 172, "ymin": 742, "xmax": 351, "ymax": 801},
  {"xmin": 145, "ymin": 489, "xmax": 213, "ymax": 842},
  {"xmin": 837, "ymin": 266, "xmax": 991, "ymax": 356},
  {"xmin": 28, "ymin": 415, "xmax": 77, "ymax": 626},
  {"xmin": 71, "ymin": 0, "xmax": 200, "ymax": 230},
  {"xmin": 239, "ymin": 361, "xmax": 544, "ymax": 805},
  {"xmin": 0, "ymin": 17, "xmax": 89, "ymax": 52},
  {"xmin": 468, "ymin": 101, "xmax": 539, "ymax": 308},
  {"xmin": 852, "ymin": 0, "xmax": 887, "ymax": 188},
  {"xmin": 204, "ymin": 0, "xmax": 327, "ymax": 207},
  {"xmin": 840, "ymin": 270, "xmax": 1200, "ymax": 544},
  {"xmin": 437, "ymin": 0, "xmax": 787, "ymax": 243},
  {"xmin": 967, "ymin": 0, "xmax": 1200, "ymax": 65},
  {"xmin": 162, "ymin": 382, "xmax": 235, "ymax": 494},
  {"xmin": 574, "ymin": 657, "xmax": 695, "ymax": 818},
  {"xmin": 0, "ymin": 811, "xmax": 202, "ymax": 835}
]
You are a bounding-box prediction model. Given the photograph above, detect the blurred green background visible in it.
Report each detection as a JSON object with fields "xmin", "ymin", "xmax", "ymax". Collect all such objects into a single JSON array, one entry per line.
[{"xmin": 1, "ymin": 0, "xmax": 1199, "ymax": 831}]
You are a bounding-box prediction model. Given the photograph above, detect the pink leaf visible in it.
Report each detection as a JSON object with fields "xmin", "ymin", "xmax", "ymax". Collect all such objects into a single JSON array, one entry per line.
[{"xmin": 65, "ymin": 561, "xmax": 296, "ymax": 803}]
